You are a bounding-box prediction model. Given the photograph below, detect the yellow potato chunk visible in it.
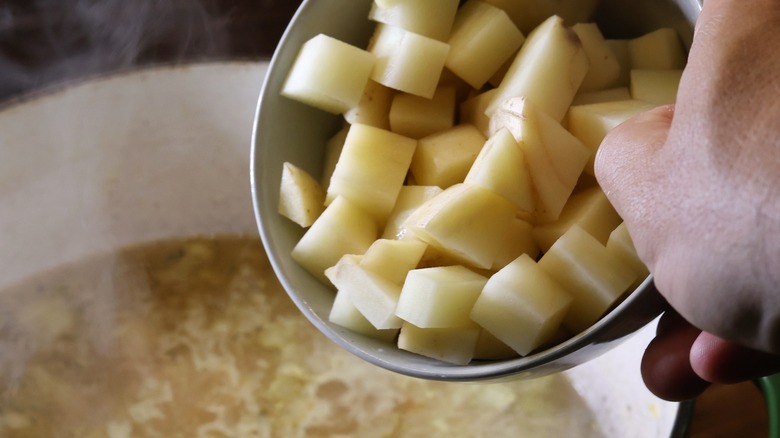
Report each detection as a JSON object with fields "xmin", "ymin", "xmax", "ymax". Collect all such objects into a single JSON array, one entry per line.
[
  {"xmin": 360, "ymin": 238, "xmax": 427, "ymax": 285},
  {"xmin": 459, "ymin": 88, "xmax": 497, "ymax": 137},
  {"xmin": 630, "ymin": 69, "xmax": 683, "ymax": 105},
  {"xmin": 282, "ymin": 34, "xmax": 376, "ymax": 114},
  {"xmin": 321, "ymin": 125, "xmax": 349, "ymax": 189},
  {"xmin": 344, "ymin": 80, "xmax": 394, "ymax": 129},
  {"xmin": 572, "ymin": 87, "xmax": 631, "ymax": 106},
  {"xmin": 382, "ymin": 185, "xmax": 443, "ymax": 240},
  {"xmin": 326, "ymin": 123, "xmax": 417, "ymax": 221},
  {"xmin": 481, "ymin": 0, "xmax": 599, "ymax": 34},
  {"xmin": 368, "ymin": 24, "xmax": 450, "ymax": 98},
  {"xmin": 278, "ymin": 162, "xmax": 326, "ymax": 228},
  {"xmin": 292, "ymin": 196, "xmax": 378, "ymax": 283},
  {"xmin": 473, "ymin": 329, "xmax": 518, "ymax": 360},
  {"xmin": 538, "ymin": 225, "xmax": 637, "ymax": 333},
  {"xmin": 628, "ymin": 28, "xmax": 686, "ymax": 70},
  {"xmin": 445, "ymin": 0, "xmax": 525, "ymax": 89},
  {"xmin": 491, "ymin": 217, "xmax": 539, "ymax": 271},
  {"xmin": 606, "ymin": 222, "xmax": 650, "ymax": 285},
  {"xmin": 395, "ymin": 265, "xmax": 487, "ymax": 328},
  {"xmin": 606, "ymin": 39, "xmax": 631, "ymax": 86},
  {"xmin": 368, "ymin": 0, "xmax": 459, "ymax": 41},
  {"xmin": 470, "ymin": 254, "xmax": 572, "ymax": 356},
  {"xmin": 329, "ymin": 289, "xmax": 399, "ymax": 342},
  {"xmin": 397, "ymin": 322, "xmax": 480, "ymax": 365},
  {"xmin": 571, "ymin": 23, "xmax": 621, "ymax": 92},
  {"xmin": 409, "ymin": 124, "xmax": 485, "ymax": 188},
  {"xmin": 389, "ymin": 86, "xmax": 456, "ymax": 139}
]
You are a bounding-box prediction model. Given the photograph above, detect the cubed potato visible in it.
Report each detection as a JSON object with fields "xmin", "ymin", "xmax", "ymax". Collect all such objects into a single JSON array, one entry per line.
[
  {"xmin": 395, "ymin": 265, "xmax": 487, "ymax": 328},
  {"xmin": 571, "ymin": 23, "xmax": 621, "ymax": 92},
  {"xmin": 360, "ymin": 238, "xmax": 427, "ymax": 285},
  {"xmin": 368, "ymin": 24, "xmax": 450, "ymax": 98},
  {"xmin": 463, "ymin": 128, "xmax": 533, "ymax": 214},
  {"xmin": 532, "ymin": 186, "xmax": 622, "ymax": 253},
  {"xmin": 538, "ymin": 225, "xmax": 637, "ymax": 333},
  {"xmin": 329, "ymin": 289, "xmax": 399, "ymax": 342},
  {"xmin": 470, "ymin": 254, "xmax": 572, "ymax": 356},
  {"xmin": 630, "ymin": 69, "xmax": 683, "ymax": 105},
  {"xmin": 326, "ymin": 123, "xmax": 417, "ymax": 221},
  {"xmin": 382, "ymin": 185, "xmax": 443, "ymax": 240},
  {"xmin": 409, "ymin": 124, "xmax": 485, "ymax": 188},
  {"xmin": 481, "ymin": 0, "xmax": 599, "ymax": 34},
  {"xmin": 389, "ymin": 86, "xmax": 456, "ymax": 139},
  {"xmin": 473, "ymin": 329, "xmax": 518, "ymax": 360},
  {"xmin": 292, "ymin": 196, "xmax": 378, "ymax": 283},
  {"xmin": 487, "ymin": 53, "xmax": 516, "ymax": 87},
  {"xmin": 321, "ymin": 125, "xmax": 349, "ymax": 189},
  {"xmin": 628, "ymin": 28, "xmax": 686, "ymax": 70},
  {"xmin": 278, "ymin": 162, "xmax": 326, "ymax": 227},
  {"xmin": 368, "ymin": 0, "xmax": 459, "ymax": 41},
  {"xmin": 485, "ymin": 15, "xmax": 589, "ymax": 122},
  {"xmin": 572, "ymin": 87, "xmax": 631, "ymax": 106},
  {"xmin": 567, "ymin": 99, "xmax": 655, "ymax": 174},
  {"xmin": 325, "ymin": 254, "xmax": 404, "ymax": 329},
  {"xmin": 606, "ymin": 39, "xmax": 631, "ymax": 86},
  {"xmin": 282, "ymin": 34, "xmax": 376, "ymax": 114},
  {"xmin": 491, "ymin": 217, "xmax": 539, "ymax": 271},
  {"xmin": 459, "ymin": 88, "xmax": 498, "ymax": 137},
  {"xmin": 606, "ymin": 222, "xmax": 650, "ymax": 284},
  {"xmin": 344, "ymin": 80, "xmax": 394, "ymax": 129},
  {"xmin": 397, "ymin": 322, "xmax": 480, "ymax": 365},
  {"xmin": 445, "ymin": 0, "xmax": 525, "ymax": 89},
  {"xmin": 490, "ymin": 97, "xmax": 591, "ymax": 222},
  {"xmin": 402, "ymin": 183, "xmax": 516, "ymax": 270}
]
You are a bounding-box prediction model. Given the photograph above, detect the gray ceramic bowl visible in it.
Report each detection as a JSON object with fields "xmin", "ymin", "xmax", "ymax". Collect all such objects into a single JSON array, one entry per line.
[{"xmin": 251, "ymin": 0, "xmax": 702, "ymax": 382}]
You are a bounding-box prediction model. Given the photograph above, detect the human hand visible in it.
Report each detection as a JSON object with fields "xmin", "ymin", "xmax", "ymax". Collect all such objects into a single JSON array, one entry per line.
[{"xmin": 595, "ymin": 0, "xmax": 780, "ymax": 400}]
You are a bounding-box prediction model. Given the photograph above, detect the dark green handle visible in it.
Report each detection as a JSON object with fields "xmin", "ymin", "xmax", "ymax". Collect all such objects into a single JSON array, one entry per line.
[{"xmin": 757, "ymin": 374, "xmax": 780, "ymax": 438}]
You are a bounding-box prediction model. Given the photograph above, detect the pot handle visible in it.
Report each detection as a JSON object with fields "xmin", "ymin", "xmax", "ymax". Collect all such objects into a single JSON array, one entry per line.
[{"xmin": 757, "ymin": 374, "xmax": 780, "ymax": 438}]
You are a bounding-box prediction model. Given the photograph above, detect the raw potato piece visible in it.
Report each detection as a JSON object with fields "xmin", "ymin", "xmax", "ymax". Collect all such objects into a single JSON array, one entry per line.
[
  {"xmin": 397, "ymin": 322, "xmax": 480, "ymax": 365},
  {"xmin": 360, "ymin": 238, "xmax": 427, "ymax": 285},
  {"xmin": 491, "ymin": 218, "xmax": 539, "ymax": 271},
  {"xmin": 389, "ymin": 86, "xmax": 456, "ymax": 139},
  {"xmin": 538, "ymin": 225, "xmax": 637, "ymax": 333},
  {"xmin": 459, "ymin": 88, "xmax": 497, "ymax": 137},
  {"xmin": 470, "ymin": 254, "xmax": 572, "ymax": 356},
  {"xmin": 329, "ymin": 289, "xmax": 399, "ymax": 342},
  {"xmin": 628, "ymin": 28, "xmax": 686, "ymax": 70},
  {"xmin": 474, "ymin": 329, "xmax": 518, "ymax": 360},
  {"xmin": 368, "ymin": 24, "xmax": 450, "ymax": 98},
  {"xmin": 606, "ymin": 222, "xmax": 650, "ymax": 284},
  {"xmin": 485, "ymin": 15, "xmax": 589, "ymax": 122},
  {"xmin": 571, "ymin": 23, "xmax": 621, "ymax": 92},
  {"xmin": 445, "ymin": 0, "xmax": 525, "ymax": 89},
  {"xmin": 368, "ymin": 0, "xmax": 459, "ymax": 41},
  {"xmin": 282, "ymin": 34, "xmax": 376, "ymax": 114},
  {"xmin": 490, "ymin": 97, "xmax": 591, "ymax": 223},
  {"xmin": 409, "ymin": 124, "xmax": 485, "ymax": 188},
  {"xmin": 326, "ymin": 123, "xmax": 417, "ymax": 221},
  {"xmin": 464, "ymin": 128, "xmax": 534, "ymax": 214},
  {"xmin": 532, "ymin": 186, "xmax": 622, "ymax": 253},
  {"xmin": 326, "ymin": 255, "xmax": 404, "ymax": 330},
  {"xmin": 321, "ymin": 125, "xmax": 349, "ymax": 189},
  {"xmin": 292, "ymin": 196, "xmax": 378, "ymax": 283},
  {"xmin": 630, "ymin": 69, "xmax": 683, "ymax": 105},
  {"xmin": 572, "ymin": 87, "xmax": 631, "ymax": 106},
  {"xmin": 344, "ymin": 80, "xmax": 394, "ymax": 129},
  {"xmin": 567, "ymin": 99, "xmax": 655, "ymax": 174},
  {"xmin": 278, "ymin": 162, "xmax": 326, "ymax": 228},
  {"xmin": 382, "ymin": 185, "xmax": 443, "ymax": 239},
  {"xmin": 402, "ymin": 183, "xmax": 516, "ymax": 270},
  {"xmin": 481, "ymin": 0, "xmax": 600, "ymax": 34},
  {"xmin": 606, "ymin": 39, "xmax": 631, "ymax": 86},
  {"xmin": 395, "ymin": 266, "xmax": 487, "ymax": 328}
]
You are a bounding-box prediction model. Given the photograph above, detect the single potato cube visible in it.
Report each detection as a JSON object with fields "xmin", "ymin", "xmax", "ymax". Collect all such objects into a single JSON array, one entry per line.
[
  {"xmin": 326, "ymin": 254, "xmax": 404, "ymax": 329},
  {"xmin": 485, "ymin": 15, "xmax": 589, "ymax": 122},
  {"xmin": 445, "ymin": 0, "xmax": 525, "ymax": 89},
  {"xmin": 401, "ymin": 183, "xmax": 516, "ymax": 270},
  {"xmin": 460, "ymin": 88, "xmax": 498, "ymax": 137},
  {"xmin": 606, "ymin": 222, "xmax": 650, "ymax": 284},
  {"xmin": 532, "ymin": 186, "xmax": 622, "ymax": 253},
  {"xmin": 470, "ymin": 254, "xmax": 572, "ymax": 356},
  {"xmin": 464, "ymin": 128, "xmax": 534, "ymax": 214},
  {"xmin": 329, "ymin": 289, "xmax": 399, "ymax": 342},
  {"xmin": 567, "ymin": 99, "xmax": 655, "ymax": 174},
  {"xmin": 481, "ymin": 0, "xmax": 599, "ymax": 34},
  {"xmin": 473, "ymin": 329, "xmax": 519, "ymax": 360},
  {"xmin": 292, "ymin": 196, "xmax": 378, "ymax": 283},
  {"xmin": 492, "ymin": 217, "xmax": 539, "ymax": 271},
  {"xmin": 630, "ymin": 69, "xmax": 683, "ymax": 105},
  {"xmin": 326, "ymin": 123, "xmax": 417, "ymax": 221},
  {"xmin": 321, "ymin": 125, "xmax": 349, "ymax": 189},
  {"xmin": 572, "ymin": 23, "xmax": 621, "ymax": 92},
  {"xmin": 490, "ymin": 97, "xmax": 591, "ymax": 223},
  {"xmin": 278, "ymin": 162, "xmax": 326, "ymax": 227},
  {"xmin": 628, "ymin": 28, "xmax": 686, "ymax": 70},
  {"xmin": 572, "ymin": 87, "xmax": 631, "ymax": 106},
  {"xmin": 344, "ymin": 80, "xmax": 394, "ymax": 129},
  {"xmin": 389, "ymin": 86, "xmax": 456, "ymax": 139},
  {"xmin": 409, "ymin": 124, "xmax": 485, "ymax": 188},
  {"xmin": 382, "ymin": 185, "xmax": 443, "ymax": 240},
  {"xmin": 538, "ymin": 225, "xmax": 637, "ymax": 333},
  {"xmin": 368, "ymin": 0, "xmax": 459, "ymax": 41},
  {"xmin": 606, "ymin": 39, "xmax": 631, "ymax": 86},
  {"xmin": 360, "ymin": 238, "xmax": 427, "ymax": 285},
  {"xmin": 395, "ymin": 265, "xmax": 488, "ymax": 328},
  {"xmin": 282, "ymin": 34, "xmax": 376, "ymax": 114},
  {"xmin": 368, "ymin": 23, "xmax": 450, "ymax": 98},
  {"xmin": 397, "ymin": 322, "xmax": 480, "ymax": 365}
]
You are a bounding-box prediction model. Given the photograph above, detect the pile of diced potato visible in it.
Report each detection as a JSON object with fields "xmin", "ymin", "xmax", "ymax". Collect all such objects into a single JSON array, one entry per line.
[{"xmin": 276, "ymin": 0, "xmax": 684, "ymax": 365}]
